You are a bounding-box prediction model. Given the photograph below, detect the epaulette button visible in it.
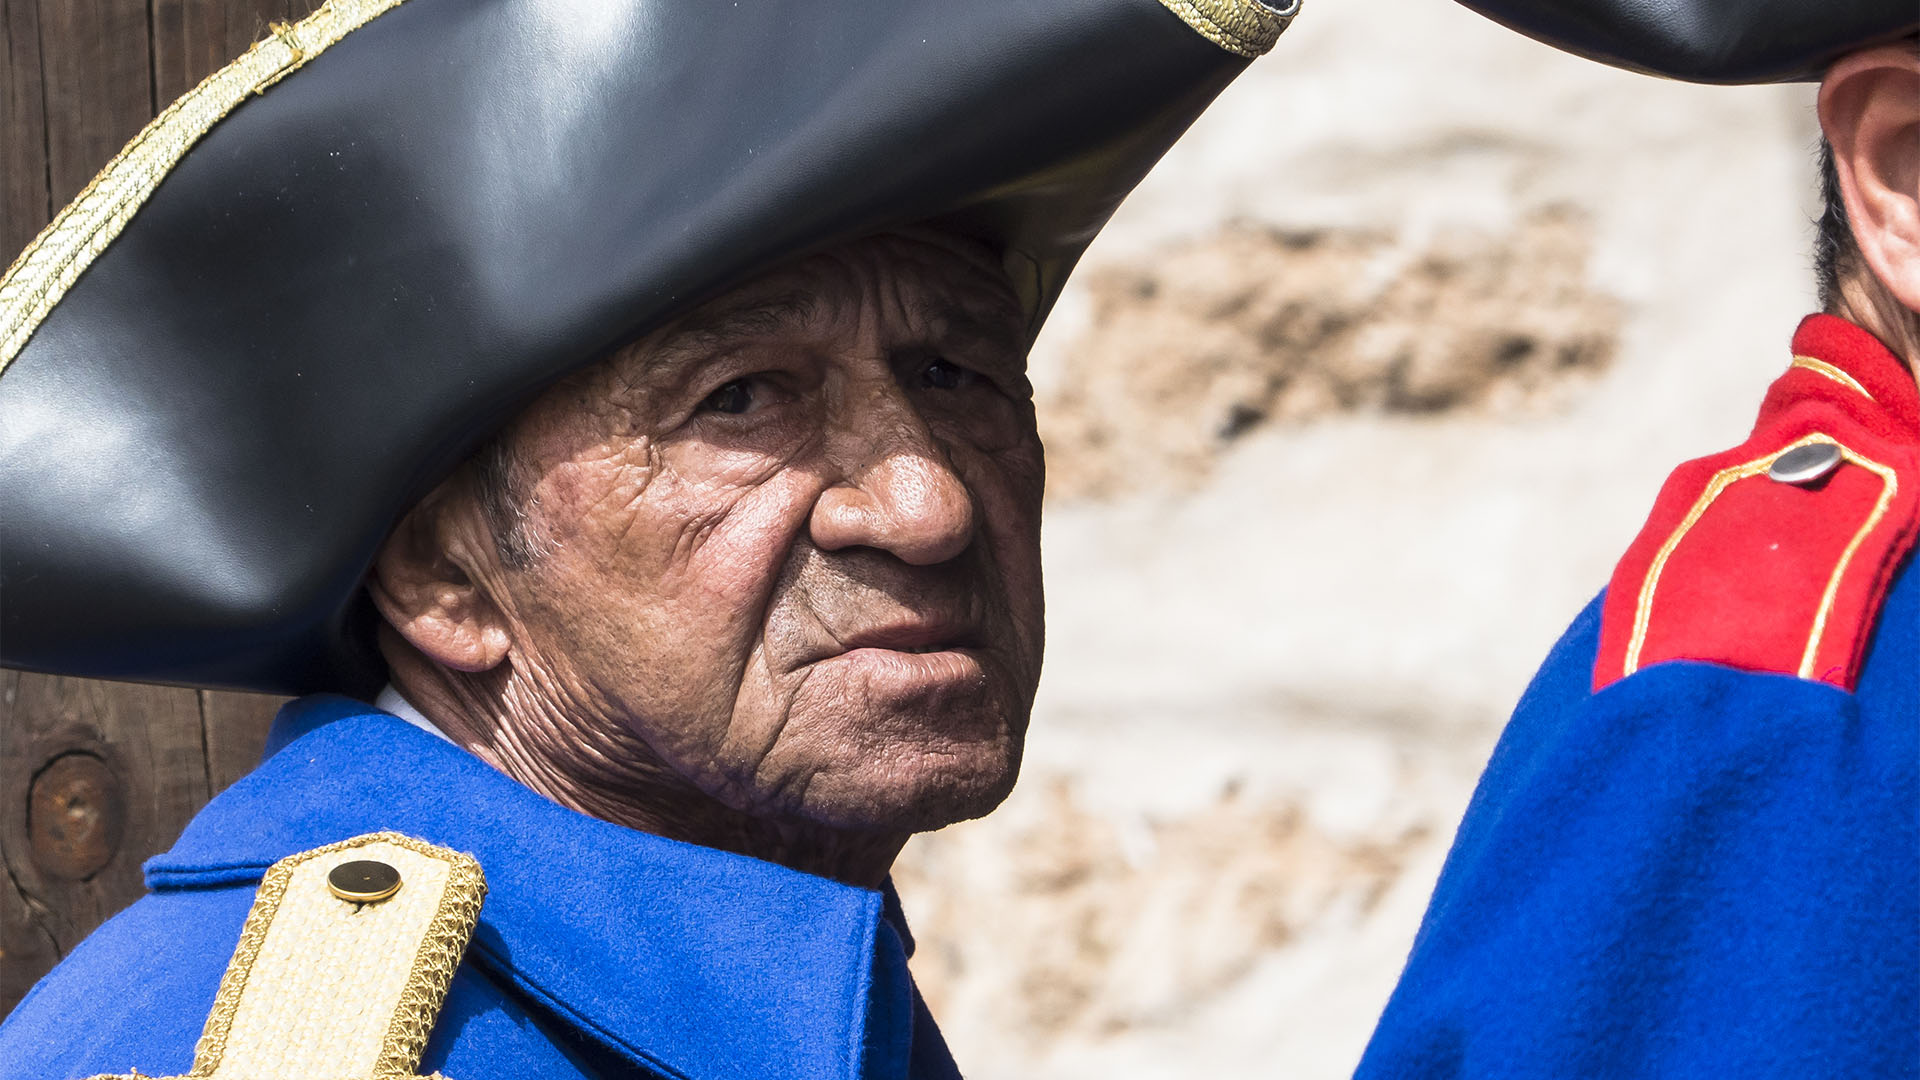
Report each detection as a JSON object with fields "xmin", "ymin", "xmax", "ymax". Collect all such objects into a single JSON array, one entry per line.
[
  {"xmin": 327, "ymin": 858, "xmax": 403, "ymax": 903},
  {"xmin": 1768, "ymin": 441, "xmax": 1843, "ymax": 486}
]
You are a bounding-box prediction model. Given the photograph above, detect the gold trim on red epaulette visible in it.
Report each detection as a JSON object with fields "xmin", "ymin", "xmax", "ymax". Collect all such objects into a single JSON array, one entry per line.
[
  {"xmin": 1624, "ymin": 433, "xmax": 1899, "ymax": 680},
  {"xmin": 1790, "ymin": 355, "xmax": 1875, "ymax": 402}
]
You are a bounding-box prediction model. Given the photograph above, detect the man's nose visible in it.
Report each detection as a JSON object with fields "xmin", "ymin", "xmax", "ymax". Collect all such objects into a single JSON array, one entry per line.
[{"xmin": 810, "ymin": 416, "xmax": 977, "ymax": 566}]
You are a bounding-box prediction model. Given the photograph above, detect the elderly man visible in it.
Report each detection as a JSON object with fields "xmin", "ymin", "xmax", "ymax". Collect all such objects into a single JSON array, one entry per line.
[
  {"xmin": 0, "ymin": 1, "xmax": 1296, "ymax": 1077},
  {"xmin": 1361, "ymin": 3, "xmax": 1920, "ymax": 1076},
  {"xmin": 370, "ymin": 230, "xmax": 1045, "ymax": 885}
]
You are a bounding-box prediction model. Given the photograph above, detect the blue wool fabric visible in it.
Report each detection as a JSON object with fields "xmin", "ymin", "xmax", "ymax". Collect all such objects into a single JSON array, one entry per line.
[
  {"xmin": 0, "ymin": 699, "xmax": 961, "ymax": 1080},
  {"xmin": 1358, "ymin": 552, "xmax": 1919, "ymax": 1077}
]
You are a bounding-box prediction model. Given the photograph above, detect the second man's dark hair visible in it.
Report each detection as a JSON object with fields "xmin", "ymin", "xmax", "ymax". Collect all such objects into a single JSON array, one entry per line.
[{"xmin": 1813, "ymin": 140, "xmax": 1858, "ymax": 313}]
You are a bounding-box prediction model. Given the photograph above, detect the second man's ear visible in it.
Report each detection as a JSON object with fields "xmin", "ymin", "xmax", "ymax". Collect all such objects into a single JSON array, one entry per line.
[
  {"xmin": 367, "ymin": 478, "xmax": 515, "ymax": 673},
  {"xmin": 1819, "ymin": 45, "xmax": 1920, "ymax": 314}
]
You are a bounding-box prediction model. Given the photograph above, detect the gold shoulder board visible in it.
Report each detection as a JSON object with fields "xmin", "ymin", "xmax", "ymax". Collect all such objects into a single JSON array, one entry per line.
[{"xmin": 90, "ymin": 831, "xmax": 486, "ymax": 1080}]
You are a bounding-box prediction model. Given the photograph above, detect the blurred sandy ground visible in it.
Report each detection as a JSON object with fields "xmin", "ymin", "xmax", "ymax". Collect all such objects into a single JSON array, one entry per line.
[{"xmin": 890, "ymin": 0, "xmax": 1823, "ymax": 1075}]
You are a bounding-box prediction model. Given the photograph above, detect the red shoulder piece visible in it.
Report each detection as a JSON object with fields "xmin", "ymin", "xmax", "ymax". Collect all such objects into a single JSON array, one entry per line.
[{"xmin": 1594, "ymin": 315, "xmax": 1920, "ymax": 692}]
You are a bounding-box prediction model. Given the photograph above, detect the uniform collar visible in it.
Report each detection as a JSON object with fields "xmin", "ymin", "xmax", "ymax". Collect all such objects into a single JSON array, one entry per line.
[
  {"xmin": 1592, "ymin": 314, "xmax": 1920, "ymax": 691},
  {"xmin": 1769, "ymin": 314, "xmax": 1920, "ymax": 441},
  {"xmin": 147, "ymin": 696, "xmax": 918, "ymax": 1080}
]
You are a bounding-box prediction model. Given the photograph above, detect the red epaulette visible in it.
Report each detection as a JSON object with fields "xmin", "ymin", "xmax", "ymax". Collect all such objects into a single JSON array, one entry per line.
[{"xmin": 1594, "ymin": 314, "xmax": 1920, "ymax": 692}]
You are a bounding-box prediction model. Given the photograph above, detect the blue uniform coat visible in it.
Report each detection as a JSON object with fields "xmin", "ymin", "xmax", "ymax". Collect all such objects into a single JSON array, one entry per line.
[
  {"xmin": 1360, "ymin": 317, "xmax": 1920, "ymax": 1077},
  {"xmin": 1359, "ymin": 558, "xmax": 1916, "ymax": 1076},
  {"xmin": 0, "ymin": 698, "xmax": 961, "ymax": 1080}
]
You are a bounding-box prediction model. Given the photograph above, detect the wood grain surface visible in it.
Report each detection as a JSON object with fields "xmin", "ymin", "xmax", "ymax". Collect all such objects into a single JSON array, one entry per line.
[{"xmin": 1, "ymin": 0, "xmax": 317, "ymax": 1017}]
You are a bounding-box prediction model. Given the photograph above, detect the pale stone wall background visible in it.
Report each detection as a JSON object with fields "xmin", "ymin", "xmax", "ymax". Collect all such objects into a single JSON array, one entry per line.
[{"xmin": 890, "ymin": 0, "xmax": 1823, "ymax": 1075}]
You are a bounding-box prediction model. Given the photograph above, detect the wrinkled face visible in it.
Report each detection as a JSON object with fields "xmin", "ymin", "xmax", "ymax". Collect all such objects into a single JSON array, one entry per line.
[{"xmin": 490, "ymin": 233, "xmax": 1045, "ymax": 832}]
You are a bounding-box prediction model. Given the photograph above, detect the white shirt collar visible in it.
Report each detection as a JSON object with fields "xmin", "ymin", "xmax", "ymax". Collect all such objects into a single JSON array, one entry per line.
[{"xmin": 375, "ymin": 683, "xmax": 453, "ymax": 744}]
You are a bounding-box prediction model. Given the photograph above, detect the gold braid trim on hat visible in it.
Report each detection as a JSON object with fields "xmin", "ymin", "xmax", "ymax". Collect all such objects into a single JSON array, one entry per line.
[
  {"xmin": 85, "ymin": 832, "xmax": 486, "ymax": 1080},
  {"xmin": 0, "ymin": 0, "xmax": 410, "ymax": 377},
  {"xmin": 1155, "ymin": 0, "xmax": 1299, "ymax": 58}
]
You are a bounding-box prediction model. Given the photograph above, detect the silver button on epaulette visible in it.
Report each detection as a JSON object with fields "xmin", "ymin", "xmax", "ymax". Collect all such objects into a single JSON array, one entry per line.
[{"xmin": 1768, "ymin": 441, "xmax": 1843, "ymax": 486}]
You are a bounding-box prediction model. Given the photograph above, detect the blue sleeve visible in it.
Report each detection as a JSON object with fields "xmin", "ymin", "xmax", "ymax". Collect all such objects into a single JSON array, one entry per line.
[
  {"xmin": 0, "ymin": 888, "xmax": 249, "ymax": 1080},
  {"xmin": 1358, "ymin": 562, "xmax": 1920, "ymax": 1079}
]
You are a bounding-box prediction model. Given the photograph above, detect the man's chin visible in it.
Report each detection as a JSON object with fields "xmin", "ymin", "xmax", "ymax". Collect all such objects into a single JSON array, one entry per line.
[{"xmin": 785, "ymin": 739, "xmax": 1026, "ymax": 834}]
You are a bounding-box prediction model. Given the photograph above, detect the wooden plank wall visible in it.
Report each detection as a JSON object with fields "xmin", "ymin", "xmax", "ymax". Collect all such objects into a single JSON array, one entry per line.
[{"xmin": 0, "ymin": 0, "xmax": 318, "ymax": 1017}]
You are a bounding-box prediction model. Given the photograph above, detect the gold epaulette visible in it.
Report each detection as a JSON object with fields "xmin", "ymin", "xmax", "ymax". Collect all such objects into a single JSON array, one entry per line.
[{"xmin": 91, "ymin": 832, "xmax": 486, "ymax": 1080}]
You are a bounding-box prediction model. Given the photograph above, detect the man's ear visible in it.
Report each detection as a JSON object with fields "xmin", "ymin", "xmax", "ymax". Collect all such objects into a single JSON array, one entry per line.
[
  {"xmin": 1820, "ymin": 45, "xmax": 1920, "ymax": 314},
  {"xmin": 368, "ymin": 479, "xmax": 514, "ymax": 673}
]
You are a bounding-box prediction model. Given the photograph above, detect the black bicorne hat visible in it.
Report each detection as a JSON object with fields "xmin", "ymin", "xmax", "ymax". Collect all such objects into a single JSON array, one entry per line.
[
  {"xmin": 0, "ymin": 0, "xmax": 1298, "ymax": 694},
  {"xmin": 1453, "ymin": 0, "xmax": 1918, "ymax": 83}
]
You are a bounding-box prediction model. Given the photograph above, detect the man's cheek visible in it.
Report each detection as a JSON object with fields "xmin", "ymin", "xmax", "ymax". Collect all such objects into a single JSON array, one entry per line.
[
  {"xmin": 971, "ymin": 459, "xmax": 1046, "ymax": 681},
  {"xmin": 629, "ymin": 472, "xmax": 824, "ymax": 722},
  {"xmin": 667, "ymin": 471, "xmax": 820, "ymax": 597},
  {"xmin": 531, "ymin": 452, "xmax": 660, "ymax": 559},
  {"xmin": 995, "ymin": 436, "xmax": 1046, "ymax": 513},
  {"xmin": 967, "ymin": 451, "xmax": 1045, "ymax": 577},
  {"xmin": 709, "ymin": 656, "xmax": 810, "ymax": 786}
]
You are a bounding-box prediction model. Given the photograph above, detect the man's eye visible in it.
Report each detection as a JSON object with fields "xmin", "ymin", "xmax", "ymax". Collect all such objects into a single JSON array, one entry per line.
[
  {"xmin": 700, "ymin": 379, "xmax": 755, "ymax": 414},
  {"xmin": 919, "ymin": 358, "xmax": 975, "ymax": 391}
]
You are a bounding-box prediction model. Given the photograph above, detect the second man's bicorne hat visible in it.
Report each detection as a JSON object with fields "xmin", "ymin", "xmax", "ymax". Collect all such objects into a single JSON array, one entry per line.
[
  {"xmin": 0, "ymin": 0, "xmax": 1297, "ymax": 693},
  {"xmin": 1451, "ymin": 0, "xmax": 1917, "ymax": 83}
]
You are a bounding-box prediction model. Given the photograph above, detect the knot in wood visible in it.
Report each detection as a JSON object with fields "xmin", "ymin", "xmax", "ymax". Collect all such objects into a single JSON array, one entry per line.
[{"xmin": 28, "ymin": 751, "xmax": 126, "ymax": 881}]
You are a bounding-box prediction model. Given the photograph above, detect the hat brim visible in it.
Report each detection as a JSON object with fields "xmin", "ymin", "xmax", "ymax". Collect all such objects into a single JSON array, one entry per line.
[{"xmin": 0, "ymin": 0, "xmax": 1290, "ymax": 693}]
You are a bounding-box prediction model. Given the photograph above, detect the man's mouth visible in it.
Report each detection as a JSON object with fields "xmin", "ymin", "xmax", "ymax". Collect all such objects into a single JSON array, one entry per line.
[{"xmin": 833, "ymin": 619, "xmax": 982, "ymax": 657}]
